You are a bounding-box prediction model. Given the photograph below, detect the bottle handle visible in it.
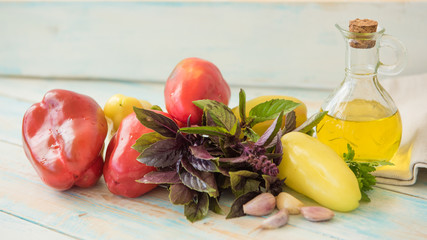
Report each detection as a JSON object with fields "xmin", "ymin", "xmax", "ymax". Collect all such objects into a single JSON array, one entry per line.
[{"xmin": 378, "ymin": 34, "xmax": 407, "ymax": 76}]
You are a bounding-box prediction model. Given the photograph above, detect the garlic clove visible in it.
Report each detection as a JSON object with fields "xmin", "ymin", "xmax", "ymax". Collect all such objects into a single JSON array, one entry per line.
[
  {"xmin": 300, "ymin": 206, "xmax": 335, "ymax": 222},
  {"xmin": 250, "ymin": 209, "xmax": 289, "ymax": 233},
  {"xmin": 259, "ymin": 209, "xmax": 289, "ymax": 229},
  {"xmin": 276, "ymin": 192, "xmax": 304, "ymax": 215},
  {"xmin": 243, "ymin": 192, "xmax": 276, "ymax": 216}
]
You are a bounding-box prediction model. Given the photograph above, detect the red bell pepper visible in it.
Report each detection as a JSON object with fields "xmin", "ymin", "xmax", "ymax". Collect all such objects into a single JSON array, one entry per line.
[
  {"xmin": 104, "ymin": 111, "xmax": 178, "ymax": 198},
  {"xmin": 22, "ymin": 89, "xmax": 108, "ymax": 190},
  {"xmin": 164, "ymin": 57, "xmax": 231, "ymax": 125},
  {"xmin": 102, "ymin": 112, "xmax": 151, "ymax": 198}
]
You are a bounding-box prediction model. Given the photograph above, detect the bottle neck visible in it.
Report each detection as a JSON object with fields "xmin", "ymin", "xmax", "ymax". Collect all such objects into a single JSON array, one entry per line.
[{"xmin": 345, "ymin": 44, "xmax": 380, "ymax": 75}]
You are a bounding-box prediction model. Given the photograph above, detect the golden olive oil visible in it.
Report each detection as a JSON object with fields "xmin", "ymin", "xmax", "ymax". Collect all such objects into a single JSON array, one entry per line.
[{"xmin": 316, "ymin": 99, "xmax": 402, "ymax": 162}]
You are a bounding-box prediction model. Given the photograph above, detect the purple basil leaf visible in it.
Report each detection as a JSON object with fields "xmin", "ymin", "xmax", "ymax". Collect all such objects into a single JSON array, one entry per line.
[
  {"xmin": 136, "ymin": 170, "xmax": 181, "ymax": 184},
  {"xmin": 273, "ymin": 133, "xmax": 283, "ymax": 166},
  {"xmin": 169, "ymin": 183, "xmax": 196, "ymax": 205},
  {"xmin": 188, "ymin": 155, "xmax": 219, "ymax": 172},
  {"xmin": 184, "ymin": 192, "xmax": 209, "ymax": 222},
  {"xmin": 261, "ymin": 175, "xmax": 277, "ymax": 192},
  {"xmin": 284, "ymin": 111, "xmax": 296, "ymax": 134},
  {"xmin": 176, "ymin": 132, "xmax": 191, "ymax": 145},
  {"xmin": 189, "ymin": 145, "xmax": 216, "ymax": 160},
  {"xmin": 136, "ymin": 139, "xmax": 182, "ymax": 167},
  {"xmin": 256, "ymin": 111, "xmax": 283, "ymax": 147},
  {"xmin": 218, "ymin": 167, "xmax": 230, "ymax": 177},
  {"xmin": 226, "ymin": 191, "xmax": 260, "ymax": 219},
  {"xmin": 187, "ymin": 115, "xmax": 192, "ymax": 128},
  {"xmin": 218, "ymin": 155, "xmax": 249, "ymax": 163},
  {"xmin": 179, "ymin": 158, "xmax": 219, "ymax": 197},
  {"xmin": 264, "ymin": 129, "xmax": 283, "ymax": 149},
  {"xmin": 133, "ymin": 107, "xmax": 179, "ymax": 138}
]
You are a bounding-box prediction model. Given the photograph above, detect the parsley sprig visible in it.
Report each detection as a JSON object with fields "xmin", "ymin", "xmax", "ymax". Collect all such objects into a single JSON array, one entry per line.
[{"xmin": 343, "ymin": 144, "xmax": 393, "ymax": 202}]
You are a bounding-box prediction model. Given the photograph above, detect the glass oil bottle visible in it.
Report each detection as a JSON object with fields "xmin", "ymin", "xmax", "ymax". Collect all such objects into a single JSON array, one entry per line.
[{"xmin": 316, "ymin": 19, "xmax": 406, "ymax": 162}]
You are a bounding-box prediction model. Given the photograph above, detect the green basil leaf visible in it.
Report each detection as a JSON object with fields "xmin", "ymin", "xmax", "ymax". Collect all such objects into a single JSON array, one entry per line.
[
  {"xmin": 184, "ymin": 193, "xmax": 209, "ymax": 222},
  {"xmin": 238, "ymin": 89, "xmax": 247, "ymax": 123},
  {"xmin": 134, "ymin": 107, "xmax": 179, "ymax": 138},
  {"xmin": 132, "ymin": 132, "xmax": 168, "ymax": 153},
  {"xmin": 243, "ymin": 127, "xmax": 260, "ymax": 142},
  {"xmin": 150, "ymin": 105, "xmax": 163, "ymax": 111},
  {"xmin": 136, "ymin": 139, "xmax": 182, "ymax": 167},
  {"xmin": 294, "ymin": 111, "xmax": 328, "ymax": 134},
  {"xmin": 193, "ymin": 100, "xmax": 237, "ymax": 132},
  {"xmin": 230, "ymin": 120, "xmax": 240, "ymax": 137},
  {"xmin": 169, "ymin": 184, "xmax": 196, "ymax": 205},
  {"xmin": 229, "ymin": 170, "xmax": 259, "ymax": 198},
  {"xmin": 179, "ymin": 126, "xmax": 230, "ymax": 137},
  {"xmin": 209, "ymin": 197, "xmax": 224, "ymax": 215},
  {"xmin": 226, "ymin": 191, "xmax": 260, "ymax": 219},
  {"xmin": 217, "ymin": 174, "xmax": 231, "ymax": 189},
  {"xmin": 249, "ymin": 99, "xmax": 300, "ymax": 126},
  {"xmin": 136, "ymin": 170, "xmax": 181, "ymax": 184}
]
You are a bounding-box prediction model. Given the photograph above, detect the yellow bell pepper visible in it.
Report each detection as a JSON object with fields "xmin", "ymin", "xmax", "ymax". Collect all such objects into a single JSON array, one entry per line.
[
  {"xmin": 278, "ymin": 132, "xmax": 361, "ymax": 212},
  {"xmin": 104, "ymin": 94, "xmax": 152, "ymax": 131}
]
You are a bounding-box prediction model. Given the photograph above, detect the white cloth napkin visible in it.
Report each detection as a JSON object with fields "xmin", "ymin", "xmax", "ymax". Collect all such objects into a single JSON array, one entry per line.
[{"xmin": 372, "ymin": 73, "xmax": 427, "ymax": 185}]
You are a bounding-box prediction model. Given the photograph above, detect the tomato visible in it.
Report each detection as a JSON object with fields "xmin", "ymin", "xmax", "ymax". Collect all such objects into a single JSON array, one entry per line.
[
  {"xmin": 164, "ymin": 58, "xmax": 231, "ymax": 125},
  {"xmin": 104, "ymin": 94, "xmax": 152, "ymax": 132}
]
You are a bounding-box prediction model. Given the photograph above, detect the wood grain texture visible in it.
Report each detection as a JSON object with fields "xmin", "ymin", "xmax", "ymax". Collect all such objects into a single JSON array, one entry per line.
[
  {"xmin": 1, "ymin": 77, "xmax": 426, "ymax": 239},
  {"xmin": 0, "ymin": 211, "xmax": 74, "ymax": 240},
  {"xmin": 0, "ymin": 2, "xmax": 426, "ymax": 89},
  {"xmin": 0, "ymin": 76, "xmax": 327, "ymax": 146},
  {"xmin": 2, "ymin": 141, "xmax": 427, "ymax": 240}
]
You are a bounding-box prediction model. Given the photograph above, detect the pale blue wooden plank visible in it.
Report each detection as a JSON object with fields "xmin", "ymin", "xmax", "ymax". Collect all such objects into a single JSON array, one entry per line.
[
  {"xmin": 0, "ymin": 95, "xmax": 32, "ymax": 145},
  {"xmin": 0, "ymin": 76, "xmax": 328, "ymax": 145},
  {"xmin": 0, "ymin": 142, "xmax": 331, "ymax": 240},
  {"xmin": 0, "ymin": 211, "xmax": 74, "ymax": 240},
  {"xmin": 2, "ymin": 140, "xmax": 427, "ymax": 240},
  {"xmin": 0, "ymin": 2, "xmax": 426, "ymax": 88},
  {"xmin": 2, "ymin": 77, "xmax": 426, "ymax": 239}
]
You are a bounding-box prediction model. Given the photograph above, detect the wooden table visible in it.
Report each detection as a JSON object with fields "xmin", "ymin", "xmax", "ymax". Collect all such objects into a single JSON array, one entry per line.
[{"xmin": 1, "ymin": 76, "xmax": 426, "ymax": 240}]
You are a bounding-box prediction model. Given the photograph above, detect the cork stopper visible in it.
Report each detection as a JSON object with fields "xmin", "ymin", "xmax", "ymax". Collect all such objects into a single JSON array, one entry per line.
[{"xmin": 349, "ymin": 18, "xmax": 378, "ymax": 48}]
